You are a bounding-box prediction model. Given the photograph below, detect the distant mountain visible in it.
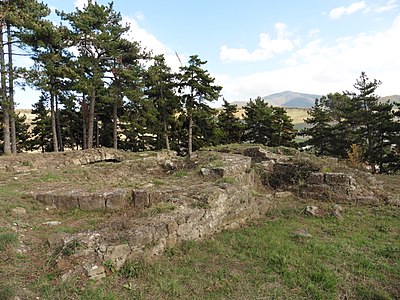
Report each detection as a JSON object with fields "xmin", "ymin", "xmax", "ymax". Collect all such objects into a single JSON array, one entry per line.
[
  {"xmin": 262, "ymin": 91, "xmax": 321, "ymax": 108},
  {"xmin": 231, "ymin": 92, "xmax": 399, "ymax": 109},
  {"xmin": 230, "ymin": 91, "xmax": 320, "ymax": 108},
  {"xmin": 379, "ymin": 95, "xmax": 400, "ymax": 103}
]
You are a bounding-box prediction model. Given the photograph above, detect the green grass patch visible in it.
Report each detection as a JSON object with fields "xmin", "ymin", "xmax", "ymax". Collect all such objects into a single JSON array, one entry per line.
[
  {"xmin": 26, "ymin": 200, "xmax": 400, "ymax": 299},
  {"xmin": 40, "ymin": 173, "xmax": 62, "ymax": 182},
  {"xmin": 142, "ymin": 202, "xmax": 176, "ymax": 217},
  {"xmin": 0, "ymin": 231, "xmax": 18, "ymax": 251},
  {"xmin": 173, "ymin": 170, "xmax": 189, "ymax": 178}
]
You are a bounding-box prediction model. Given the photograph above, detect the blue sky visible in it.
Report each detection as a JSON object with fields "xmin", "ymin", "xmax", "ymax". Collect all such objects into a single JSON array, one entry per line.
[{"xmin": 16, "ymin": 0, "xmax": 400, "ymax": 107}]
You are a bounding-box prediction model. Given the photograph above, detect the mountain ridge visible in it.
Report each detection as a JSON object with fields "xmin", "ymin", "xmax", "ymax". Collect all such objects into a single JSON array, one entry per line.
[{"xmin": 230, "ymin": 91, "xmax": 400, "ymax": 108}]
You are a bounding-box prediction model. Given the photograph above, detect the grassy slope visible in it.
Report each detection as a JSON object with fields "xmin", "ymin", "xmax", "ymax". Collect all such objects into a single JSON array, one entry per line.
[
  {"xmin": 0, "ymin": 153, "xmax": 399, "ymax": 300},
  {"xmin": 28, "ymin": 184, "xmax": 400, "ymax": 300}
]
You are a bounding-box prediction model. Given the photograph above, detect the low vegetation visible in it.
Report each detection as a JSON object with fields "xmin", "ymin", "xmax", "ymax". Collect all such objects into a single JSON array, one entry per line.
[{"xmin": 9, "ymin": 194, "xmax": 397, "ymax": 300}]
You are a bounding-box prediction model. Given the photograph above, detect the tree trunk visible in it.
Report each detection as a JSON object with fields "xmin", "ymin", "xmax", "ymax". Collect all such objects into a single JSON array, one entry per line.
[
  {"xmin": 50, "ymin": 91, "xmax": 59, "ymax": 152},
  {"xmin": 164, "ymin": 118, "xmax": 170, "ymax": 151},
  {"xmin": 188, "ymin": 109, "xmax": 193, "ymax": 159},
  {"xmin": 55, "ymin": 96, "xmax": 63, "ymax": 151},
  {"xmin": 0, "ymin": 28, "xmax": 11, "ymax": 155},
  {"xmin": 112, "ymin": 101, "xmax": 118, "ymax": 149},
  {"xmin": 87, "ymin": 88, "xmax": 96, "ymax": 149},
  {"xmin": 7, "ymin": 24, "xmax": 16, "ymax": 154},
  {"xmin": 82, "ymin": 93, "xmax": 87, "ymax": 150},
  {"xmin": 96, "ymin": 116, "xmax": 100, "ymax": 148}
]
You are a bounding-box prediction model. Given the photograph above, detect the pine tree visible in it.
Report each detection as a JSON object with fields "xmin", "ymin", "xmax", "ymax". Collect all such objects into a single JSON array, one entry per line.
[
  {"xmin": 0, "ymin": 0, "xmax": 50, "ymax": 154},
  {"xmin": 243, "ymin": 97, "xmax": 275, "ymax": 145},
  {"xmin": 59, "ymin": 1, "xmax": 128, "ymax": 149},
  {"xmin": 301, "ymin": 97, "xmax": 335, "ymax": 155},
  {"xmin": 178, "ymin": 55, "xmax": 222, "ymax": 158},
  {"xmin": 271, "ymin": 106, "xmax": 296, "ymax": 147},
  {"xmin": 29, "ymin": 93, "xmax": 52, "ymax": 152},
  {"xmin": 217, "ymin": 99, "xmax": 243, "ymax": 144},
  {"xmin": 145, "ymin": 55, "xmax": 180, "ymax": 150}
]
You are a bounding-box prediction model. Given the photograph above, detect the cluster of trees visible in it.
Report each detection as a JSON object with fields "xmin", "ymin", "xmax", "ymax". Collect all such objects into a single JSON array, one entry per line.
[
  {"xmin": 1, "ymin": 2, "xmax": 398, "ymax": 173},
  {"xmin": 302, "ymin": 72, "xmax": 400, "ymax": 173},
  {"xmin": 0, "ymin": 0, "xmax": 296, "ymax": 158}
]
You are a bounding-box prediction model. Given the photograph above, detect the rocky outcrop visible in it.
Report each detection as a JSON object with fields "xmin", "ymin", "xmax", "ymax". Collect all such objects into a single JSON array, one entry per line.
[
  {"xmin": 48, "ymin": 155, "xmax": 278, "ymax": 281},
  {"xmin": 22, "ymin": 146, "xmax": 390, "ymax": 282}
]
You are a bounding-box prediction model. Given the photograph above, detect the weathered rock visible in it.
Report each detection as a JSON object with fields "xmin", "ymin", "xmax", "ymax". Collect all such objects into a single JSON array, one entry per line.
[
  {"xmin": 78, "ymin": 193, "xmax": 105, "ymax": 210},
  {"xmin": 35, "ymin": 192, "xmax": 55, "ymax": 206},
  {"xmin": 54, "ymin": 194, "xmax": 79, "ymax": 210},
  {"xmin": 132, "ymin": 190, "xmax": 149, "ymax": 211},
  {"xmin": 332, "ymin": 204, "xmax": 343, "ymax": 219},
  {"xmin": 305, "ymin": 205, "xmax": 320, "ymax": 217},
  {"xmin": 307, "ymin": 173, "xmax": 325, "ymax": 185},
  {"xmin": 84, "ymin": 264, "xmax": 106, "ymax": 279},
  {"xmin": 166, "ymin": 220, "xmax": 178, "ymax": 234},
  {"xmin": 165, "ymin": 234, "xmax": 177, "ymax": 248},
  {"xmin": 200, "ymin": 168, "xmax": 211, "ymax": 176},
  {"xmin": 129, "ymin": 227, "xmax": 154, "ymax": 247},
  {"xmin": 11, "ymin": 207, "xmax": 27, "ymax": 216},
  {"xmin": 325, "ymin": 173, "xmax": 352, "ymax": 186},
  {"xmin": 243, "ymin": 147, "xmax": 278, "ymax": 163},
  {"xmin": 356, "ymin": 196, "xmax": 380, "ymax": 205},
  {"xmin": 291, "ymin": 228, "xmax": 312, "ymax": 238},
  {"xmin": 387, "ymin": 197, "xmax": 400, "ymax": 206},
  {"xmin": 105, "ymin": 189, "xmax": 129, "ymax": 210},
  {"xmin": 275, "ymin": 191, "xmax": 293, "ymax": 198},
  {"xmin": 104, "ymin": 244, "xmax": 131, "ymax": 271},
  {"xmin": 43, "ymin": 221, "xmax": 62, "ymax": 226}
]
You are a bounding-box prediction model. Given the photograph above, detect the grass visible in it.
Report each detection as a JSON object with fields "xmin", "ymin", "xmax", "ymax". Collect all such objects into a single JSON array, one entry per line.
[
  {"xmin": 0, "ymin": 230, "xmax": 18, "ymax": 251},
  {"xmin": 1, "ymin": 150, "xmax": 399, "ymax": 300},
  {"xmin": 27, "ymin": 198, "xmax": 400, "ymax": 300},
  {"xmin": 142, "ymin": 202, "xmax": 176, "ymax": 217}
]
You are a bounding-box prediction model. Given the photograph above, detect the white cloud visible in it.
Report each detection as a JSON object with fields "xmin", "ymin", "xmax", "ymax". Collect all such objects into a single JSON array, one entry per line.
[
  {"xmin": 135, "ymin": 11, "xmax": 145, "ymax": 21},
  {"xmin": 329, "ymin": 1, "xmax": 367, "ymax": 19},
  {"xmin": 220, "ymin": 23, "xmax": 294, "ymax": 62},
  {"xmin": 308, "ymin": 28, "xmax": 320, "ymax": 38},
  {"xmin": 74, "ymin": 0, "xmax": 90, "ymax": 9},
  {"xmin": 375, "ymin": 0, "xmax": 398, "ymax": 13},
  {"xmin": 122, "ymin": 16, "xmax": 183, "ymax": 72},
  {"xmin": 217, "ymin": 15, "xmax": 400, "ymax": 101}
]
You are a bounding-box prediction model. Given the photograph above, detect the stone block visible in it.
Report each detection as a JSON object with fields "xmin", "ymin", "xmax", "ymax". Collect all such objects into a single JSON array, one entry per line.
[
  {"xmin": 356, "ymin": 196, "xmax": 380, "ymax": 205},
  {"xmin": 149, "ymin": 191, "xmax": 164, "ymax": 206},
  {"xmin": 325, "ymin": 173, "xmax": 351, "ymax": 186},
  {"xmin": 275, "ymin": 191, "xmax": 293, "ymax": 198},
  {"xmin": 210, "ymin": 167, "xmax": 225, "ymax": 177},
  {"xmin": 243, "ymin": 147, "xmax": 276, "ymax": 163},
  {"xmin": 54, "ymin": 194, "xmax": 79, "ymax": 210},
  {"xmin": 84, "ymin": 264, "xmax": 106, "ymax": 279},
  {"xmin": 104, "ymin": 244, "xmax": 131, "ymax": 271},
  {"xmin": 35, "ymin": 192, "xmax": 55, "ymax": 206},
  {"xmin": 105, "ymin": 189, "xmax": 128, "ymax": 210},
  {"xmin": 132, "ymin": 190, "xmax": 150, "ymax": 211},
  {"xmin": 78, "ymin": 193, "xmax": 105, "ymax": 210},
  {"xmin": 166, "ymin": 220, "xmax": 178, "ymax": 234},
  {"xmin": 153, "ymin": 223, "xmax": 168, "ymax": 240},
  {"xmin": 129, "ymin": 227, "xmax": 154, "ymax": 247},
  {"xmin": 307, "ymin": 173, "xmax": 325, "ymax": 185},
  {"xmin": 165, "ymin": 234, "xmax": 177, "ymax": 248},
  {"xmin": 176, "ymin": 222, "xmax": 192, "ymax": 238}
]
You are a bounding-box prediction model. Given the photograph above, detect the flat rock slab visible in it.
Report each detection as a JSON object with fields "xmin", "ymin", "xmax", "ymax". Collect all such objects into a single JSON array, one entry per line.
[{"xmin": 33, "ymin": 189, "xmax": 130, "ymax": 211}]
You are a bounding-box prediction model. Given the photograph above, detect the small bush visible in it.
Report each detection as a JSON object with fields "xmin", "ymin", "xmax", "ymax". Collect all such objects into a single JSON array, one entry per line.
[
  {"xmin": 264, "ymin": 159, "xmax": 319, "ymax": 189},
  {"xmin": 347, "ymin": 144, "xmax": 363, "ymax": 168}
]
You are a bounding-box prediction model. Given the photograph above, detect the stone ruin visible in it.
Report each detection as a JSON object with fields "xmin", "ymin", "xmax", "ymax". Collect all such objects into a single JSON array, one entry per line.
[{"xmin": 17, "ymin": 146, "xmax": 394, "ymax": 281}]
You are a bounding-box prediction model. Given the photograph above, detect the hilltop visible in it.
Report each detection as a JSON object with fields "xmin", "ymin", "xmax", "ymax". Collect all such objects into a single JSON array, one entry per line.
[
  {"xmin": 0, "ymin": 146, "xmax": 399, "ymax": 299},
  {"xmin": 230, "ymin": 91, "xmax": 400, "ymax": 109}
]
